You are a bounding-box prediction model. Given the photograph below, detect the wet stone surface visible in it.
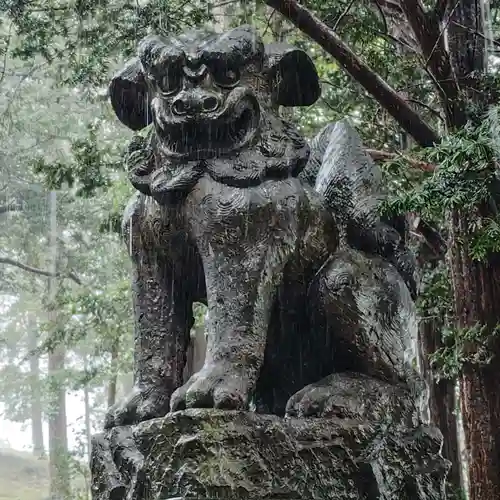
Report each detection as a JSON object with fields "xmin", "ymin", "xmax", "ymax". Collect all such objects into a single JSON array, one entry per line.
[{"xmin": 91, "ymin": 405, "xmax": 449, "ymax": 500}]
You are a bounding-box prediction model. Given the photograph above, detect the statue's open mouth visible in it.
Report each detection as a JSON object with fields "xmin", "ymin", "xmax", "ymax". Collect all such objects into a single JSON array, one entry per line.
[{"xmin": 157, "ymin": 93, "xmax": 260, "ymax": 160}]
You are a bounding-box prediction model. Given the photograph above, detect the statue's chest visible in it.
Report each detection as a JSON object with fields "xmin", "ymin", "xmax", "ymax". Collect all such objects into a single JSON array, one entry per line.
[{"xmin": 183, "ymin": 175, "xmax": 310, "ymax": 253}]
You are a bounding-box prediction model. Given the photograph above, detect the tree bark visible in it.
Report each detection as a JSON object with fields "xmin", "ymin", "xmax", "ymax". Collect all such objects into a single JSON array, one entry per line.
[
  {"xmin": 182, "ymin": 319, "xmax": 207, "ymax": 383},
  {"xmin": 107, "ymin": 342, "xmax": 119, "ymax": 408},
  {"xmin": 411, "ymin": 195, "xmax": 462, "ymax": 492},
  {"xmin": 83, "ymin": 355, "xmax": 93, "ymax": 458},
  {"xmin": 28, "ymin": 318, "xmax": 45, "ymax": 458},
  {"xmin": 118, "ymin": 372, "xmax": 134, "ymax": 399},
  {"xmin": 48, "ymin": 345, "xmax": 70, "ymax": 500},
  {"xmin": 84, "ymin": 380, "xmax": 92, "ymax": 458},
  {"xmin": 418, "ymin": 315, "xmax": 462, "ymax": 494},
  {"xmin": 448, "ymin": 210, "xmax": 500, "ymax": 499},
  {"xmin": 47, "ymin": 191, "xmax": 70, "ymax": 500},
  {"xmin": 443, "ymin": 1, "xmax": 500, "ymax": 497}
]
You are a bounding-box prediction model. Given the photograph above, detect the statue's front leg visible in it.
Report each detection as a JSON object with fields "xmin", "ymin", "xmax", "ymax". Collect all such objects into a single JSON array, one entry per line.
[
  {"xmin": 170, "ymin": 177, "xmax": 310, "ymax": 411},
  {"xmin": 105, "ymin": 194, "xmax": 202, "ymax": 428}
]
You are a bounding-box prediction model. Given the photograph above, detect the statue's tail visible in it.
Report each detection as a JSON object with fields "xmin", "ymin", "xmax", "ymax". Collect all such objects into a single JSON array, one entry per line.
[
  {"xmin": 301, "ymin": 120, "xmax": 386, "ymax": 233},
  {"xmin": 301, "ymin": 120, "xmax": 418, "ymax": 299}
]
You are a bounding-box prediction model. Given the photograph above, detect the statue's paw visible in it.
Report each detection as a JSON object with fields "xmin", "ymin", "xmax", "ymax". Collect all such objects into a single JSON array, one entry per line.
[
  {"xmin": 285, "ymin": 382, "xmax": 335, "ymax": 418},
  {"xmin": 104, "ymin": 385, "xmax": 171, "ymax": 429},
  {"xmin": 170, "ymin": 363, "xmax": 250, "ymax": 411},
  {"xmin": 285, "ymin": 372, "xmax": 413, "ymax": 422}
]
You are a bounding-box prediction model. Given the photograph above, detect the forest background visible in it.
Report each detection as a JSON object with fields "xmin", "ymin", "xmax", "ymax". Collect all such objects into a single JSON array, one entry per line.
[{"xmin": 1, "ymin": 0, "xmax": 499, "ymax": 499}]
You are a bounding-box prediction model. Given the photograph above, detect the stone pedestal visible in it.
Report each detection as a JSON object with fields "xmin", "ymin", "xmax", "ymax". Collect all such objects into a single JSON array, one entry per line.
[{"xmin": 91, "ymin": 409, "xmax": 449, "ymax": 500}]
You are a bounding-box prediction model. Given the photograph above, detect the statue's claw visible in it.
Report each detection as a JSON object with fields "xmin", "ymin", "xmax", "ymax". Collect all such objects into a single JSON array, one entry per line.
[
  {"xmin": 104, "ymin": 386, "xmax": 171, "ymax": 429},
  {"xmin": 170, "ymin": 363, "xmax": 250, "ymax": 411}
]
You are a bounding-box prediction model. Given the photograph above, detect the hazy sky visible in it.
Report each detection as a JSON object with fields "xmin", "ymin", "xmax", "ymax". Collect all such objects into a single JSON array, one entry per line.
[{"xmin": 0, "ymin": 392, "xmax": 90, "ymax": 452}]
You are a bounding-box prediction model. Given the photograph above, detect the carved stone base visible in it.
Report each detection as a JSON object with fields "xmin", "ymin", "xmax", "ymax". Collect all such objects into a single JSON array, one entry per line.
[{"xmin": 91, "ymin": 408, "xmax": 449, "ymax": 500}]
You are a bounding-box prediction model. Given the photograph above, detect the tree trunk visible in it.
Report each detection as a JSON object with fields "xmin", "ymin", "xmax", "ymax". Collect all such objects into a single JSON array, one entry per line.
[
  {"xmin": 107, "ymin": 342, "xmax": 119, "ymax": 408},
  {"xmin": 83, "ymin": 356, "xmax": 92, "ymax": 458},
  {"xmin": 48, "ymin": 346, "xmax": 70, "ymax": 500},
  {"xmin": 47, "ymin": 191, "xmax": 70, "ymax": 500},
  {"xmin": 28, "ymin": 319, "xmax": 45, "ymax": 458},
  {"xmin": 412, "ymin": 219, "xmax": 462, "ymax": 492},
  {"xmin": 418, "ymin": 316, "xmax": 462, "ymax": 495},
  {"xmin": 443, "ymin": 1, "xmax": 500, "ymax": 497},
  {"xmin": 118, "ymin": 372, "xmax": 134, "ymax": 399},
  {"xmin": 84, "ymin": 383, "xmax": 92, "ymax": 457},
  {"xmin": 448, "ymin": 210, "xmax": 500, "ymax": 499},
  {"xmin": 183, "ymin": 318, "xmax": 207, "ymax": 383}
]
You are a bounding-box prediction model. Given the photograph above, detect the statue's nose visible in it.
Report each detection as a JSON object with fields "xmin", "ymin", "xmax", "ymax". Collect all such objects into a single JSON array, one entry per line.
[{"xmin": 171, "ymin": 91, "xmax": 221, "ymax": 116}]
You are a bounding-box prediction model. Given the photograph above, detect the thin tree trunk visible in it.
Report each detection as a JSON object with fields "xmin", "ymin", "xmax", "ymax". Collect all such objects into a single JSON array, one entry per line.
[
  {"xmin": 418, "ymin": 316, "xmax": 462, "ymax": 494},
  {"xmin": 83, "ymin": 357, "xmax": 92, "ymax": 458},
  {"xmin": 48, "ymin": 346, "xmax": 69, "ymax": 500},
  {"xmin": 28, "ymin": 318, "xmax": 45, "ymax": 458},
  {"xmin": 182, "ymin": 318, "xmax": 207, "ymax": 383},
  {"xmin": 47, "ymin": 191, "xmax": 70, "ymax": 500},
  {"xmin": 391, "ymin": 57, "xmax": 459, "ymax": 492},
  {"xmin": 84, "ymin": 384, "xmax": 92, "ymax": 456},
  {"xmin": 410, "ymin": 199, "xmax": 462, "ymax": 492},
  {"xmin": 107, "ymin": 342, "xmax": 119, "ymax": 408},
  {"xmin": 118, "ymin": 372, "xmax": 134, "ymax": 398}
]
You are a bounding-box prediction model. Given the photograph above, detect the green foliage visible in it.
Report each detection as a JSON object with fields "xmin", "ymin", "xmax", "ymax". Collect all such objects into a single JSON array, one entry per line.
[
  {"xmin": 32, "ymin": 121, "xmax": 125, "ymax": 196},
  {"xmin": 417, "ymin": 262, "xmax": 453, "ymax": 321},
  {"xmin": 382, "ymin": 123, "xmax": 493, "ymax": 217},
  {"xmin": 382, "ymin": 114, "xmax": 500, "ymax": 262},
  {"xmin": 0, "ymin": 363, "xmax": 33, "ymax": 421},
  {"xmin": 3, "ymin": 0, "xmax": 212, "ymax": 85},
  {"xmin": 429, "ymin": 323, "xmax": 500, "ymax": 381},
  {"xmin": 193, "ymin": 302, "xmax": 207, "ymax": 330},
  {"xmin": 0, "ymin": 23, "xmax": 135, "ymax": 489}
]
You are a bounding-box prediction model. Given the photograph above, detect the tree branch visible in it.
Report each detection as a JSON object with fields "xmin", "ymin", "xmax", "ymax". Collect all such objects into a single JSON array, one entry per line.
[
  {"xmin": 265, "ymin": 0, "xmax": 440, "ymax": 147},
  {"xmin": 411, "ymin": 215, "xmax": 447, "ymax": 257},
  {"xmin": 434, "ymin": 0, "xmax": 448, "ymax": 20},
  {"xmin": 366, "ymin": 149, "xmax": 435, "ymax": 172},
  {"xmin": 369, "ymin": 0, "xmax": 420, "ymax": 51},
  {"xmin": 333, "ymin": 0, "xmax": 357, "ymax": 30},
  {"xmin": 0, "ymin": 257, "xmax": 82, "ymax": 284},
  {"xmin": 398, "ymin": 0, "xmax": 460, "ymax": 102},
  {"xmin": 451, "ymin": 20, "xmax": 500, "ymax": 48}
]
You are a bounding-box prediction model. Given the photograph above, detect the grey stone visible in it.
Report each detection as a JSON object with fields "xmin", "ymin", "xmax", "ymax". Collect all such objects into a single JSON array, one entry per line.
[{"xmin": 91, "ymin": 403, "xmax": 449, "ymax": 500}]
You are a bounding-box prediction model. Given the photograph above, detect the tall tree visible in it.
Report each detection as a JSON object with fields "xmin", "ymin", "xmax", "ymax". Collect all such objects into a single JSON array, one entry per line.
[
  {"xmin": 27, "ymin": 318, "xmax": 45, "ymax": 458},
  {"xmin": 46, "ymin": 190, "xmax": 70, "ymax": 500}
]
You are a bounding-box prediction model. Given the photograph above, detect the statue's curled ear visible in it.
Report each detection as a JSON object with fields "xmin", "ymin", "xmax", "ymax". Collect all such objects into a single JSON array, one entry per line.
[
  {"xmin": 265, "ymin": 43, "xmax": 320, "ymax": 107},
  {"xmin": 109, "ymin": 58, "xmax": 152, "ymax": 131}
]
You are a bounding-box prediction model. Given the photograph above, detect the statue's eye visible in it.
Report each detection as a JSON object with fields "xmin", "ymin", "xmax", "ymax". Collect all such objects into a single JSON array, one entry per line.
[
  {"xmin": 214, "ymin": 67, "xmax": 240, "ymax": 88},
  {"xmin": 158, "ymin": 71, "xmax": 180, "ymax": 95}
]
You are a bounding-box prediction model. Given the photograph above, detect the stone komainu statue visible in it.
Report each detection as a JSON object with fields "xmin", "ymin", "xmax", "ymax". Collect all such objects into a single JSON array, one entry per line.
[
  {"xmin": 92, "ymin": 24, "xmax": 448, "ymax": 500},
  {"xmin": 104, "ymin": 24, "xmax": 421, "ymax": 427}
]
